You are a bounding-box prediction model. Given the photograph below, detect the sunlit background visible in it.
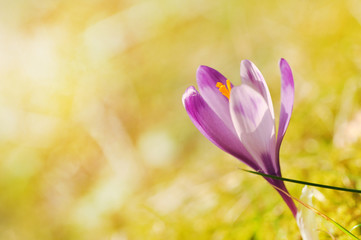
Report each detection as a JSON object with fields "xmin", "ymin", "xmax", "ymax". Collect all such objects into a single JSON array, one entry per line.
[{"xmin": 0, "ymin": 0, "xmax": 361, "ymax": 239}]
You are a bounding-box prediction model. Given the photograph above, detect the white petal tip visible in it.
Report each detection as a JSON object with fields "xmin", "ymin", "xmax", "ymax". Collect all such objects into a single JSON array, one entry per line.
[{"xmin": 182, "ymin": 86, "xmax": 198, "ymax": 106}]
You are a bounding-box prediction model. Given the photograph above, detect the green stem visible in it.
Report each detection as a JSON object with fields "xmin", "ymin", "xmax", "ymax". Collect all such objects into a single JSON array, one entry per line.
[{"xmin": 240, "ymin": 169, "xmax": 361, "ymax": 194}]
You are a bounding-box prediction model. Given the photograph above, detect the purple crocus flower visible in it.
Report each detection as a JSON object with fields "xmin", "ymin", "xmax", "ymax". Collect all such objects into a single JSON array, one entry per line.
[{"xmin": 182, "ymin": 59, "xmax": 297, "ymax": 217}]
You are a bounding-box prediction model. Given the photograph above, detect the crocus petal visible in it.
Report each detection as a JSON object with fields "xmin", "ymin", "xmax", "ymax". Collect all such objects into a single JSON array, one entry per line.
[
  {"xmin": 240, "ymin": 60, "xmax": 275, "ymax": 119},
  {"xmin": 229, "ymin": 85, "xmax": 276, "ymax": 172},
  {"xmin": 183, "ymin": 86, "xmax": 258, "ymax": 170},
  {"xmin": 276, "ymin": 59, "xmax": 295, "ymax": 159},
  {"xmin": 196, "ymin": 65, "xmax": 234, "ymax": 127},
  {"xmin": 296, "ymin": 186, "xmax": 319, "ymax": 239}
]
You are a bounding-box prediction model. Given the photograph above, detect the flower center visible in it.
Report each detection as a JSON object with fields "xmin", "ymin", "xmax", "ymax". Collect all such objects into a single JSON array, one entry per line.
[{"xmin": 216, "ymin": 79, "xmax": 232, "ymax": 99}]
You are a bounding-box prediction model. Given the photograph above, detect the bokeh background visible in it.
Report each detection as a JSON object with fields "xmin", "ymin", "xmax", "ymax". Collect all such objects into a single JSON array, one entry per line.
[{"xmin": 0, "ymin": 0, "xmax": 361, "ymax": 239}]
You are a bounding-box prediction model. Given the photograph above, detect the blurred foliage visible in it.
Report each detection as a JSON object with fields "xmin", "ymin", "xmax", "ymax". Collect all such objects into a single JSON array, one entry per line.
[{"xmin": 0, "ymin": 0, "xmax": 360, "ymax": 239}]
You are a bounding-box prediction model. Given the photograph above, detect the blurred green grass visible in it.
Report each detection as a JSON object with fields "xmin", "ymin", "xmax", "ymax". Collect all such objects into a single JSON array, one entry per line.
[{"xmin": 0, "ymin": 0, "xmax": 360, "ymax": 239}]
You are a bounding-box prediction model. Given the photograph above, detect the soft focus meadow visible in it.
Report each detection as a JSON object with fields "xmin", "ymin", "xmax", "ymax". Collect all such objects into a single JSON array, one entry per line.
[{"xmin": 1, "ymin": 0, "xmax": 361, "ymax": 239}]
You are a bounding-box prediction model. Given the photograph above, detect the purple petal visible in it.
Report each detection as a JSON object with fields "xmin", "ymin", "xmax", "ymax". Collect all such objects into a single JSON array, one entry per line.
[
  {"xmin": 229, "ymin": 85, "xmax": 277, "ymax": 173},
  {"xmin": 276, "ymin": 59, "xmax": 295, "ymax": 159},
  {"xmin": 240, "ymin": 60, "xmax": 275, "ymax": 119},
  {"xmin": 182, "ymin": 86, "xmax": 258, "ymax": 169},
  {"xmin": 196, "ymin": 66, "xmax": 234, "ymax": 127}
]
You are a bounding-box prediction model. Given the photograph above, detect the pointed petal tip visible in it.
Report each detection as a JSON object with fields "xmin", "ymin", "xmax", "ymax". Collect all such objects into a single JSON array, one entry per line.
[
  {"xmin": 196, "ymin": 64, "xmax": 228, "ymax": 92},
  {"xmin": 196, "ymin": 65, "xmax": 212, "ymax": 74},
  {"xmin": 240, "ymin": 59, "xmax": 252, "ymax": 65},
  {"xmin": 240, "ymin": 59, "xmax": 253, "ymax": 71},
  {"xmin": 279, "ymin": 58, "xmax": 294, "ymax": 88},
  {"xmin": 196, "ymin": 65, "xmax": 216, "ymax": 83},
  {"xmin": 182, "ymin": 86, "xmax": 198, "ymax": 107},
  {"xmin": 240, "ymin": 59, "xmax": 261, "ymax": 78},
  {"xmin": 279, "ymin": 59, "xmax": 292, "ymax": 74},
  {"xmin": 196, "ymin": 65, "xmax": 226, "ymax": 85}
]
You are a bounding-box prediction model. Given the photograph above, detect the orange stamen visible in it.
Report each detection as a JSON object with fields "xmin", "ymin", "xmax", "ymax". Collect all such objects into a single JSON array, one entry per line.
[{"xmin": 216, "ymin": 79, "xmax": 232, "ymax": 99}]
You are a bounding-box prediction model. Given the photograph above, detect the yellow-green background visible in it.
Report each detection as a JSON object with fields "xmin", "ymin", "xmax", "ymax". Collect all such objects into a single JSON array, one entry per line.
[{"xmin": 0, "ymin": 0, "xmax": 360, "ymax": 239}]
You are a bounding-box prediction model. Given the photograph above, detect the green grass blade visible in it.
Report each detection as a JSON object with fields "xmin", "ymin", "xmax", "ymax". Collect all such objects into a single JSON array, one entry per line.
[{"xmin": 240, "ymin": 169, "xmax": 361, "ymax": 194}]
